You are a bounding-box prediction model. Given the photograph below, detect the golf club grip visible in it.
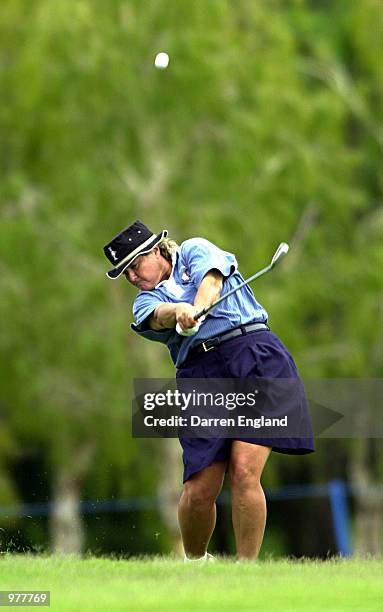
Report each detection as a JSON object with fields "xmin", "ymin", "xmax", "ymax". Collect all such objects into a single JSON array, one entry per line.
[{"xmin": 194, "ymin": 307, "xmax": 207, "ymax": 321}]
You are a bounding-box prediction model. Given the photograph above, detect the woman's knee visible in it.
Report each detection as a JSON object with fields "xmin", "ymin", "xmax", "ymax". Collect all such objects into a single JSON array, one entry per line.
[
  {"xmin": 229, "ymin": 461, "xmax": 260, "ymax": 490},
  {"xmin": 229, "ymin": 444, "xmax": 271, "ymax": 490},
  {"xmin": 183, "ymin": 479, "xmax": 218, "ymax": 507}
]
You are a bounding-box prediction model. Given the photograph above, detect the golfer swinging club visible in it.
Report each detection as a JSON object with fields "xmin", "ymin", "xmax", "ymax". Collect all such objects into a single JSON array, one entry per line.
[{"xmin": 103, "ymin": 220, "xmax": 314, "ymax": 561}]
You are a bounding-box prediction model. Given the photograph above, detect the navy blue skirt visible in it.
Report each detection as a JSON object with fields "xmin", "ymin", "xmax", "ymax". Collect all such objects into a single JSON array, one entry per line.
[{"xmin": 176, "ymin": 330, "xmax": 314, "ymax": 482}]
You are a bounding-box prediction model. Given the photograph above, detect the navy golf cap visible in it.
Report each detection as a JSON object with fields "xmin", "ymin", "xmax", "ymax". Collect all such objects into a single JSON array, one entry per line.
[{"xmin": 103, "ymin": 220, "xmax": 167, "ymax": 279}]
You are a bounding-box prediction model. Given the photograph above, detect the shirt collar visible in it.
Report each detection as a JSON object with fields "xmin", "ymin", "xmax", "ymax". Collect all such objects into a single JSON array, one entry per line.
[{"xmin": 155, "ymin": 249, "xmax": 179, "ymax": 289}]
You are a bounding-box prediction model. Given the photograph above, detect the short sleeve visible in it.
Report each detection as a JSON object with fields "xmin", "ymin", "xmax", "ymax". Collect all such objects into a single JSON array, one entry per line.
[
  {"xmin": 132, "ymin": 291, "xmax": 163, "ymax": 326},
  {"xmin": 131, "ymin": 291, "xmax": 173, "ymax": 343},
  {"xmin": 180, "ymin": 237, "xmax": 237, "ymax": 286}
]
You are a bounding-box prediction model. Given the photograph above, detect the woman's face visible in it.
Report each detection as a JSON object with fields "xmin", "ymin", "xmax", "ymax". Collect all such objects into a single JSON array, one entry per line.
[{"xmin": 124, "ymin": 247, "xmax": 171, "ymax": 290}]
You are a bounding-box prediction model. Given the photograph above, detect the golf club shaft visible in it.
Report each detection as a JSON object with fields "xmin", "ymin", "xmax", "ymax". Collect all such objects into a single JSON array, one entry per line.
[
  {"xmin": 193, "ymin": 243, "xmax": 289, "ymax": 321},
  {"xmin": 193, "ymin": 263, "xmax": 273, "ymax": 321}
]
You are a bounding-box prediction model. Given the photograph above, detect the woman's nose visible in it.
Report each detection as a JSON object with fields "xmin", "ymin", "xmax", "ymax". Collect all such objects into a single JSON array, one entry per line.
[{"xmin": 126, "ymin": 268, "xmax": 138, "ymax": 283}]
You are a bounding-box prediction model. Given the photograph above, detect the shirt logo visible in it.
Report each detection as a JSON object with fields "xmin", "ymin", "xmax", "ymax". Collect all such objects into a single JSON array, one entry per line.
[
  {"xmin": 181, "ymin": 271, "xmax": 190, "ymax": 281},
  {"xmin": 109, "ymin": 247, "xmax": 118, "ymax": 261},
  {"xmin": 163, "ymin": 276, "xmax": 187, "ymax": 299}
]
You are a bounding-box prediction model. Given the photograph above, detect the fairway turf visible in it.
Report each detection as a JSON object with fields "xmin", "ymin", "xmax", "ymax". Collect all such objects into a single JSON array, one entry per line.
[{"xmin": 0, "ymin": 556, "xmax": 382, "ymax": 611}]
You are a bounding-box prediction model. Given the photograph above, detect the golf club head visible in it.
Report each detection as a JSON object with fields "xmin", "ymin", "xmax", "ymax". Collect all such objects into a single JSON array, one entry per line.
[{"xmin": 271, "ymin": 242, "xmax": 289, "ymax": 267}]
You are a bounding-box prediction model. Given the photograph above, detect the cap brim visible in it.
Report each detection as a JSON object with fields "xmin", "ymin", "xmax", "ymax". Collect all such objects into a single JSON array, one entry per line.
[{"xmin": 106, "ymin": 230, "xmax": 168, "ymax": 279}]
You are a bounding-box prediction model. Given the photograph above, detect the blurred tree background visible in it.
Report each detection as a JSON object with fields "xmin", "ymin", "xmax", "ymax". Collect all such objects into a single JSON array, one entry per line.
[{"xmin": 1, "ymin": 0, "xmax": 382, "ymax": 556}]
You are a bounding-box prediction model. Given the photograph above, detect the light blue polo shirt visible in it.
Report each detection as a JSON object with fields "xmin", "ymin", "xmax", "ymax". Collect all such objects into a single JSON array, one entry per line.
[{"xmin": 131, "ymin": 237, "xmax": 268, "ymax": 367}]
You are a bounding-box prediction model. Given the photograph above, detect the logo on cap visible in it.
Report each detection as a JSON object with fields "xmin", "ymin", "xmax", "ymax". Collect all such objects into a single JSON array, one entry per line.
[{"xmin": 108, "ymin": 247, "xmax": 118, "ymax": 261}]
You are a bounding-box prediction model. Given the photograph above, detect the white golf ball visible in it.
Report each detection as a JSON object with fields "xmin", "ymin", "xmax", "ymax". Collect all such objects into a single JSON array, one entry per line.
[{"xmin": 154, "ymin": 52, "xmax": 169, "ymax": 70}]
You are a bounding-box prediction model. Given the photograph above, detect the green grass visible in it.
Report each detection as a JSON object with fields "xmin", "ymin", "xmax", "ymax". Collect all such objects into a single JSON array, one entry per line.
[{"xmin": 0, "ymin": 555, "xmax": 382, "ymax": 611}]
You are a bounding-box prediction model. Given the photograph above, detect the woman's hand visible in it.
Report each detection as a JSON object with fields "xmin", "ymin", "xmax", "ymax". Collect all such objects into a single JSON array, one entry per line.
[
  {"xmin": 174, "ymin": 303, "xmax": 199, "ymax": 332},
  {"xmin": 149, "ymin": 302, "xmax": 197, "ymax": 331}
]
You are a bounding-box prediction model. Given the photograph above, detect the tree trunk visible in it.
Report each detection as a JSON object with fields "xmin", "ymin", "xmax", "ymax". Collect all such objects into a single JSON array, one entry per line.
[
  {"xmin": 50, "ymin": 440, "xmax": 95, "ymax": 555},
  {"xmin": 157, "ymin": 438, "xmax": 184, "ymax": 556},
  {"xmin": 50, "ymin": 468, "xmax": 84, "ymax": 555},
  {"xmin": 138, "ymin": 339, "xmax": 185, "ymax": 556},
  {"xmin": 349, "ymin": 439, "xmax": 383, "ymax": 556},
  {"xmin": 353, "ymin": 491, "xmax": 382, "ymax": 556}
]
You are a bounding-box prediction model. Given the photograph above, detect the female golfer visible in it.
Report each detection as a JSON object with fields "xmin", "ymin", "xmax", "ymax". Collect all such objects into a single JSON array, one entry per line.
[{"xmin": 104, "ymin": 220, "xmax": 314, "ymax": 561}]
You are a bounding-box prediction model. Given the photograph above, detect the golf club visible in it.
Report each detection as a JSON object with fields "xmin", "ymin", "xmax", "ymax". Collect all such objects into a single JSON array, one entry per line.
[{"xmin": 176, "ymin": 242, "xmax": 289, "ymax": 336}]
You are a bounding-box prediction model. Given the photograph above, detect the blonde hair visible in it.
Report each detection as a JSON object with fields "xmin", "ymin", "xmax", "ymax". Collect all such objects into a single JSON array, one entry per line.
[{"xmin": 157, "ymin": 237, "xmax": 179, "ymax": 263}]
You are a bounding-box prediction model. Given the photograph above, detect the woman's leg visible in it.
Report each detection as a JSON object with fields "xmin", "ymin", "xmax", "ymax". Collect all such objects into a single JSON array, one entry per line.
[
  {"xmin": 229, "ymin": 441, "xmax": 271, "ymax": 560},
  {"xmin": 178, "ymin": 461, "xmax": 227, "ymax": 558}
]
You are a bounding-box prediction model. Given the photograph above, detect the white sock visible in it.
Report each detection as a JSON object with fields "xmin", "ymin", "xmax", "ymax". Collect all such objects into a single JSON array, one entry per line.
[{"xmin": 184, "ymin": 552, "xmax": 208, "ymax": 562}]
